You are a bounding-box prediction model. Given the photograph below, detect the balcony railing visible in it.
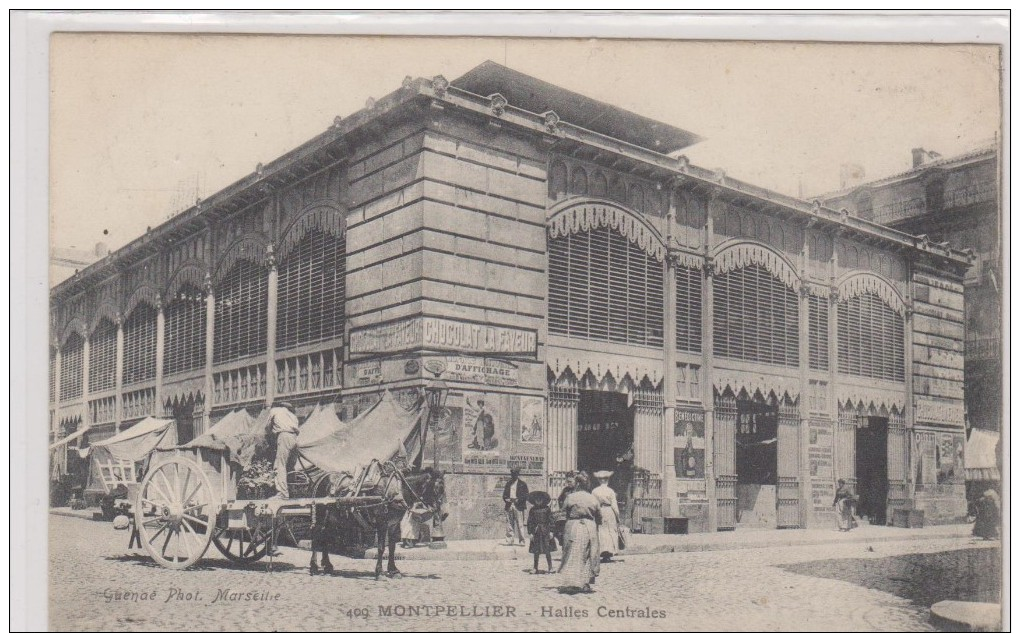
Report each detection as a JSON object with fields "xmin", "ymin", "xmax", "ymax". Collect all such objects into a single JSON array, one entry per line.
[
  {"xmin": 123, "ymin": 387, "xmax": 157, "ymax": 421},
  {"xmin": 945, "ymin": 180, "xmax": 997, "ymax": 209},
  {"xmin": 276, "ymin": 348, "xmax": 341, "ymax": 397},
  {"xmin": 871, "ymin": 197, "xmax": 926, "ymax": 224},
  {"xmin": 213, "ymin": 363, "xmax": 267, "ymax": 406}
]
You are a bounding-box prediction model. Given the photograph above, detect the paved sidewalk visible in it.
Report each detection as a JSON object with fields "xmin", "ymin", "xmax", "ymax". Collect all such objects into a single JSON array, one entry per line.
[
  {"xmin": 50, "ymin": 506, "xmax": 973, "ymax": 561},
  {"xmin": 354, "ymin": 523, "xmax": 974, "ymax": 561}
]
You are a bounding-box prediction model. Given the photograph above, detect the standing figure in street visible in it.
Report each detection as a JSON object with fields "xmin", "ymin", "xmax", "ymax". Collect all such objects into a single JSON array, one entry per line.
[
  {"xmin": 592, "ymin": 470, "xmax": 622, "ymax": 561},
  {"xmin": 972, "ymin": 489, "xmax": 1000, "ymax": 540},
  {"xmin": 269, "ymin": 401, "xmax": 300, "ymax": 501},
  {"xmin": 833, "ymin": 479, "xmax": 856, "ymax": 532},
  {"xmin": 557, "ymin": 472, "xmax": 601, "ymax": 593},
  {"xmin": 400, "ymin": 502, "xmax": 433, "ymax": 548},
  {"xmin": 526, "ymin": 490, "xmax": 556, "ymax": 574},
  {"xmin": 503, "ymin": 467, "xmax": 529, "ymax": 546}
]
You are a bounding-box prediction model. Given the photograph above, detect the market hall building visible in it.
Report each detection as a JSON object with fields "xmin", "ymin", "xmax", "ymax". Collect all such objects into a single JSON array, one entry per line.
[{"xmin": 49, "ymin": 62, "xmax": 973, "ymax": 537}]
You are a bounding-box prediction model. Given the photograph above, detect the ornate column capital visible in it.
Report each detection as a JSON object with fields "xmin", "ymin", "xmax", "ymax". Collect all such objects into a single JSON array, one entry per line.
[{"xmin": 266, "ymin": 243, "xmax": 277, "ymax": 270}]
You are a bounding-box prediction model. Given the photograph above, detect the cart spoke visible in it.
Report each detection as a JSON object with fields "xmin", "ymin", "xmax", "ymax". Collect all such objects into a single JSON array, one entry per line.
[
  {"xmin": 157, "ymin": 470, "xmax": 179, "ymax": 504},
  {"xmin": 183, "ymin": 513, "xmax": 209, "ymax": 528},
  {"xmin": 180, "ymin": 466, "xmax": 193, "ymax": 507},
  {"xmin": 161, "ymin": 526, "xmax": 174, "ymax": 558},
  {"xmin": 179, "ymin": 522, "xmax": 196, "ymax": 559},
  {"xmin": 147, "ymin": 522, "xmax": 169, "ymax": 545},
  {"xmin": 182, "ymin": 480, "xmax": 205, "ymax": 507},
  {"xmin": 144, "ymin": 485, "xmax": 173, "ymax": 509}
]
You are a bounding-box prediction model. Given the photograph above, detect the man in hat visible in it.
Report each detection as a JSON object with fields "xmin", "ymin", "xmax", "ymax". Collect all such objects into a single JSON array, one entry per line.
[
  {"xmin": 503, "ymin": 467, "xmax": 529, "ymax": 545},
  {"xmin": 269, "ymin": 401, "xmax": 300, "ymax": 500}
]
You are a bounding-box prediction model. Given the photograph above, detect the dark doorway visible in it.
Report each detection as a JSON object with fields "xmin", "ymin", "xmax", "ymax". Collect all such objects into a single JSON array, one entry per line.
[
  {"xmin": 736, "ymin": 399, "xmax": 778, "ymax": 485},
  {"xmin": 855, "ymin": 416, "xmax": 888, "ymax": 525},
  {"xmin": 169, "ymin": 397, "xmax": 198, "ymax": 445},
  {"xmin": 577, "ymin": 391, "xmax": 634, "ymax": 476}
]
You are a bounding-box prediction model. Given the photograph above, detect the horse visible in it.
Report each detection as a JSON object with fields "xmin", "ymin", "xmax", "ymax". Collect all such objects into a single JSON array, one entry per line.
[{"xmin": 308, "ymin": 464, "xmax": 446, "ymax": 579}]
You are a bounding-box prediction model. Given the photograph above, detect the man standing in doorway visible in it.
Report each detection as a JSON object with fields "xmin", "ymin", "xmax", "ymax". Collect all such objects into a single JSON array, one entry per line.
[
  {"xmin": 503, "ymin": 467, "xmax": 529, "ymax": 546},
  {"xmin": 269, "ymin": 401, "xmax": 300, "ymax": 501}
]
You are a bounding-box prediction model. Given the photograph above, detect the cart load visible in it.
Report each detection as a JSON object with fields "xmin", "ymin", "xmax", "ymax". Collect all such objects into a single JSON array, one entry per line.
[{"xmin": 130, "ymin": 391, "xmax": 431, "ymax": 571}]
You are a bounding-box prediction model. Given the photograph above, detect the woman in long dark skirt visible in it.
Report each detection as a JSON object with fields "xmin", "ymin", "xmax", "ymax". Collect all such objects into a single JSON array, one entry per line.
[{"xmin": 526, "ymin": 490, "xmax": 557, "ymax": 574}]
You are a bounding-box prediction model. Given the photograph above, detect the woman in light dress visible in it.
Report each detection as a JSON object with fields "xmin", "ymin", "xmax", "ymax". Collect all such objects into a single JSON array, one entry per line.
[
  {"xmin": 557, "ymin": 472, "xmax": 601, "ymax": 593},
  {"xmin": 592, "ymin": 470, "xmax": 621, "ymax": 561}
]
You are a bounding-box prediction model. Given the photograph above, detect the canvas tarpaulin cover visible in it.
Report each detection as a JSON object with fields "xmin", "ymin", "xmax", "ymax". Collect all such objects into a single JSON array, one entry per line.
[
  {"xmin": 966, "ymin": 428, "xmax": 1000, "ymax": 481},
  {"xmin": 297, "ymin": 391, "xmax": 426, "ymax": 476},
  {"xmin": 172, "ymin": 408, "xmax": 271, "ymax": 470},
  {"xmin": 84, "ymin": 417, "xmax": 179, "ymax": 492}
]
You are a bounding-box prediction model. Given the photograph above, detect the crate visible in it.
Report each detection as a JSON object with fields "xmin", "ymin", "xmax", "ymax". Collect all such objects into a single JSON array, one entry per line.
[
  {"xmin": 892, "ymin": 508, "xmax": 924, "ymax": 528},
  {"xmin": 664, "ymin": 517, "xmax": 689, "ymax": 535}
]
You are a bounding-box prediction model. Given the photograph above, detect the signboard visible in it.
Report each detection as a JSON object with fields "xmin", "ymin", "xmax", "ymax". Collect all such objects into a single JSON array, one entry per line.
[
  {"xmin": 444, "ymin": 357, "xmax": 520, "ymax": 387},
  {"xmin": 519, "ymin": 397, "xmax": 545, "ymax": 444},
  {"xmin": 350, "ymin": 316, "xmax": 537, "ymax": 356},
  {"xmin": 354, "ymin": 360, "xmax": 382, "ymax": 384},
  {"xmin": 673, "ymin": 409, "xmax": 705, "ymax": 479},
  {"xmin": 808, "ymin": 419, "xmax": 835, "ymax": 519}
]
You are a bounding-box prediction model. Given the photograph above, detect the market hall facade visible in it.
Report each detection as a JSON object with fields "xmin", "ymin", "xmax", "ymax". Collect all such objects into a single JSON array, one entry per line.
[{"xmin": 49, "ymin": 62, "xmax": 972, "ymax": 537}]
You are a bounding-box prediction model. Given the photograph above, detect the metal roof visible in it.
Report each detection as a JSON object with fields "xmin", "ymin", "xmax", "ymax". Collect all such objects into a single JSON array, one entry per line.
[{"xmin": 452, "ymin": 61, "xmax": 702, "ymax": 154}]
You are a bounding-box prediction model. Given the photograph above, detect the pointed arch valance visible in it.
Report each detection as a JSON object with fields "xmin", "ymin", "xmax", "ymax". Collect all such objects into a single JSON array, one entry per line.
[
  {"xmin": 125, "ymin": 285, "xmax": 160, "ymax": 316},
  {"xmin": 548, "ymin": 199, "xmax": 665, "ymax": 262},
  {"xmin": 713, "ymin": 241, "xmax": 801, "ymax": 291},
  {"xmin": 214, "ymin": 234, "xmax": 270, "ymax": 282},
  {"xmin": 837, "ymin": 272, "xmax": 906, "ymax": 315},
  {"xmin": 277, "ymin": 205, "xmax": 347, "ymax": 262},
  {"xmin": 836, "ymin": 383, "xmax": 906, "ymax": 415},
  {"xmin": 713, "ymin": 368, "xmax": 801, "ymax": 403}
]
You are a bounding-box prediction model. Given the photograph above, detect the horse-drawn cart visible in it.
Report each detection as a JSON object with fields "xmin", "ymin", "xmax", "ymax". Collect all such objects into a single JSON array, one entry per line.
[{"xmin": 129, "ymin": 391, "xmax": 440, "ymax": 573}]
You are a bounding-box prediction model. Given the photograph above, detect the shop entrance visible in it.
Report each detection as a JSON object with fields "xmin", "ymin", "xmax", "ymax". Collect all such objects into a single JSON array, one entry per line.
[
  {"xmin": 855, "ymin": 416, "xmax": 889, "ymax": 525},
  {"xmin": 577, "ymin": 391, "xmax": 634, "ymax": 477},
  {"xmin": 735, "ymin": 398, "xmax": 779, "ymax": 528}
]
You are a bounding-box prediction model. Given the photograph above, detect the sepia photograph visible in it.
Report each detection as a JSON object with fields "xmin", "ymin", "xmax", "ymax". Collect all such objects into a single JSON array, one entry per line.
[{"xmin": 23, "ymin": 11, "xmax": 1007, "ymax": 632}]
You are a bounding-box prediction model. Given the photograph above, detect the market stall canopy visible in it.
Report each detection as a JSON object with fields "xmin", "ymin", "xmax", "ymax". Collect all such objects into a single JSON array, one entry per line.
[
  {"xmin": 173, "ymin": 408, "xmax": 271, "ymax": 470},
  {"xmin": 49, "ymin": 425, "xmax": 89, "ymax": 452},
  {"xmin": 82, "ymin": 417, "xmax": 178, "ymax": 462},
  {"xmin": 297, "ymin": 391, "xmax": 425, "ymax": 475},
  {"xmin": 966, "ymin": 428, "xmax": 1000, "ymax": 481}
]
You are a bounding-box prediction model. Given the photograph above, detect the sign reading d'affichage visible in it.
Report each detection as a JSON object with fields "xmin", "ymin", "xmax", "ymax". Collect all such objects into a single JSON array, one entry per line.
[{"xmin": 350, "ymin": 317, "xmax": 537, "ymax": 356}]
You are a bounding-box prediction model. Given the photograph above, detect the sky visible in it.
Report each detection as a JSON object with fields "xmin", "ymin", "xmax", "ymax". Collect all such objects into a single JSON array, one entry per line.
[{"xmin": 49, "ymin": 34, "xmax": 1001, "ymax": 269}]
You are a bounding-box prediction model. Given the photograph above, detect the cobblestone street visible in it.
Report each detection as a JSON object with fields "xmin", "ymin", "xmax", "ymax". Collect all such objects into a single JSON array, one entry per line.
[{"xmin": 48, "ymin": 515, "xmax": 1000, "ymax": 631}]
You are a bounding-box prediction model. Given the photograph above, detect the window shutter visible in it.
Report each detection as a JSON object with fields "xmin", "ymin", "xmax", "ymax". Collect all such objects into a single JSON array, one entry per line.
[
  {"xmin": 60, "ymin": 333, "xmax": 84, "ymax": 401},
  {"xmin": 214, "ymin": 260, "xmax": 268, "ymax": 364},
  {"xmin": 837, "ymin": 292, "xmax": 904, "ymax": 381},
  {"xmin": 675, "ymin": 265, "xmax": 703, "ymax": 353},
  {"xmin": 164, "ymin": 284, "xmax": 207, "ymax": 376},
  {"xmin": 88, "ymin": 319, "xmax": 118, "ymax": 392},
  {"xmin": 712, "ymin": 264, "xmax": 799, "ymax": 367},
  {"xmin": 548, "ymin": 225, "xmax": 663, "ymax": 348},
  {"xmin": 808, "ymin": 294, "xmax": 829, "ymax": 371},
  {"xmin": 123, "ymin": 304, "xmax": 158, "ymax": 386},
  {"xmin": 276, "ymin": 229, "xmax": 346, "ymax": 351}
]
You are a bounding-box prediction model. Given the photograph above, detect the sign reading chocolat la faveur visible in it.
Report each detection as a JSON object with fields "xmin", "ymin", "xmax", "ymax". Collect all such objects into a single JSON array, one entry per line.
[{"xmin": 350, "ymin": 317, "xmax": 537, "ymax": 356}]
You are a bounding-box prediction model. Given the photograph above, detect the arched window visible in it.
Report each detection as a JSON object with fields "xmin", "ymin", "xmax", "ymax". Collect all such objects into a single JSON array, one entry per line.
[
  {"xmin": 838, "ymin": 292, "xmax": 904, "ymax": 381},
  {"xmin": 88, "ymin": 318, "xmax": 118, "ymax": 393},
  {"xmin": 676, "ymin": 265, "xmax": 702, "ymax": 353},
  {"xmin": 60, "ymin": 332, "xmax": 84, "ymax": 401},
  {"xmin": 123, "ymin": 303, "xmax": 157, "ymax": 386},
  {"xmin": 164, "ymin": 284, "xmax": 207, "ymax": 376},
  {"xmin": 214, "ymin": 260, "xmax": 267, "ymax": 364},
  {"xmin": 549, "ymin": 225, "xmax": 663, "ymax": 347},
  {"xmin": 713, "ymin": 264, "xmax": 799, "ymax": 366},
  {"xmin": 277, "ymin": 228, "xmax": 346, "ymax": 351}
]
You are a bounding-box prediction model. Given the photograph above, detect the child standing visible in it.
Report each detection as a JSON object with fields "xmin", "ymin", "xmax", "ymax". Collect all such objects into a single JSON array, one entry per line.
[{"xmin": 526, "ymin": 490, "xmax": 557, "ymax": 574}]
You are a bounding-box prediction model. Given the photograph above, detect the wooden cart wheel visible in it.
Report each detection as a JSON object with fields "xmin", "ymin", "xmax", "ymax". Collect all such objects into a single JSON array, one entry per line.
[
  {"xmin": 212, "ymin": 526, "xmax": 271, "ymax": 563},
  {"xmin": 134, "ymin": 457, "xmax": 215, "ymax": 570}
]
